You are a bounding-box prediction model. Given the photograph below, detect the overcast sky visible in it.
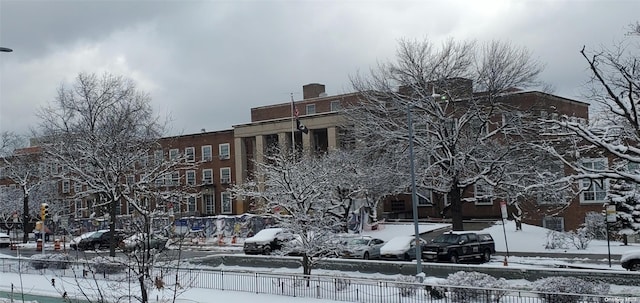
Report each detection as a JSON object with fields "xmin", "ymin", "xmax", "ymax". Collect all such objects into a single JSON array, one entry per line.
[{"xmin": 1, "ymin": 0, "xmax": 638, "ymax": 138}]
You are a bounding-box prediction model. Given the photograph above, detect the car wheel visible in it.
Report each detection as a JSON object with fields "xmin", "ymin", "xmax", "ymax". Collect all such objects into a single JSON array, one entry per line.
[
  {"xmin": 482, "ymin": 249, "xmax": 491, "ymax": 262},
  {"xmin": 363, "ymin": 252, "xmax": 370, "ymax": 260},
  {"xmin": 93, "ymin": 243, "xmax": 101, "ymax": 251},
  {"xmin": 449, "ymin": 252, "xmax": 459, "ymax": 264},
  {"xmin": 263, "ymin": 246, "xmax": 271, "ymax": 255},
  {"xmin": 629, "ymin": 261, "xmax": 640, "ymax": 271}
]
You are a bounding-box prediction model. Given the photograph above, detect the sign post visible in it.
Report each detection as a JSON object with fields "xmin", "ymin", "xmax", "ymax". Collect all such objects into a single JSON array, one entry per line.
[{"xmin": 605, "ymin": 204, "xmax": 617, "ymax": 267}]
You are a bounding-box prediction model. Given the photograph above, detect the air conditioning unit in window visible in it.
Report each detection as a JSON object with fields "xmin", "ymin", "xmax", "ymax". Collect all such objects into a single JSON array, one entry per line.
[{"xmin": 221, "ymin": 178, "xmax": 230, "ymax": 184}]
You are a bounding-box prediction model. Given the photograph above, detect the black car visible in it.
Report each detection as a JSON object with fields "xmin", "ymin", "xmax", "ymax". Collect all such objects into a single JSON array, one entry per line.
[{"xmin": 72, "ymin": 229, "xmax": 127, "ymax": 251}]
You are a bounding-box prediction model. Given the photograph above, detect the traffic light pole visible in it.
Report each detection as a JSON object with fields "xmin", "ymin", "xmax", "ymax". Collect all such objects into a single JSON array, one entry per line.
[{"xmin": 40, "ymin": 203, "xmax": 49, "ymax": 254}]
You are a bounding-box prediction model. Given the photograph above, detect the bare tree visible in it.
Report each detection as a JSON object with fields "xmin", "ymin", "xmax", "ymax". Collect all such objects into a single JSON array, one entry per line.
[
  {"xmin": 232, "ymin": 149, "xmax": 344, "ymax": 276},
  {"xmin": 540, "ymin": 23, "xmax": 640, "ymax": 236},
  {"xmin": 36, "ymin": 72, "xmax": 192, "ymax": 303},
  {"xmin": 347, "ymin": 38, "xmax": 544, "ymax": 230}
]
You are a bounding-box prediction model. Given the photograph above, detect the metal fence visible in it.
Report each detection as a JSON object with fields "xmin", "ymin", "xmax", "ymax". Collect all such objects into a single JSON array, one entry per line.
[{"xmin": 1, "ymin": 256, "xmax": 637, "ymax": 303}]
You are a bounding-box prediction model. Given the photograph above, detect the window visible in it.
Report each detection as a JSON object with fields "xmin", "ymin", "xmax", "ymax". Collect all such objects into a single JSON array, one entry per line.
[
  {"xmin": 204, "ymin": 194, "xmax": 215, "ymax": 214},
  {"xmin": 74, "ymin": 182, "xmax": 83, "ymax": 193},
  {"xmin": 417, "ymin": 189, "xmax": 432, "ymax": 206},
  {"xmin": 51, "ymin": 164, "xmax": 58, "ymax": 175},
  {"xmin": 543, "ymin": 216, "xmax": 564, "ymax": 232},
  {"xmin": 155, "ymin": 174, "xmax": 165, "ymax": 187},
  {"xmin": 390, "ymin": 200, "xmax": 405, "ymax": 212},
  {"xmin": 170, "ymin": 171, "xmax": 180, "ymax": 186},
  {"xmin": 186, "ymin": 170, "xmax": 196, "ymax": 186},
  {"xmin": 62, "ymin": 180, "xmax": 70, "ymax": 193},
  {"xmin": 474, "ymin": 180, "xmax": 493, "ymax": 205},
  {"xmin": 202, "ymin": 145, "xmax": 212, "ymax": 161},
  {"xmin": 221, "ymin": 192, "xmax": 232, "ymax": 214},
  {"xmin": 220, "ymin": 167, "xmax": 231, "ymax": 184},
  {"xmin": 219, "ymin": 143, "xmax": 230, "ymax": 160},
  {"xmin": 330, "ymin": 100, "xmax": 341, "ymax": 111},
  {"xmin": 187, "ymin": 196, "xmax": 197, "ymax": 212},
  {"xmin": 169, "ymin": 148, "xmax": 179, "ymax": 161},
  {"xmin": 75, "ymin": 200, "xmax": 83, "ymax": 217},
  {"xmin": 185, "ymin": 147, "xmax": 195, "ymax": 162},
  {"xmin": 202, "ymin": 169, "xmax": 213, "ymax": 184},
  {"xmin": 580, "ymin": 158, "xmax": 608, "ymax": 203},
  {"xmin": 306, "ymin": 104, "xmax": 316, "ymax": 115},
  {"xmin": 154, "ymin": 150, "xmax": 164, "ymax": 164}
]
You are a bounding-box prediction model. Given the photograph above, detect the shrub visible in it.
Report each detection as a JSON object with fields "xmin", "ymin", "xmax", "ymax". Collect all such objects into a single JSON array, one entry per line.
[
  {"xmin": 568, "ymin": 228, "xmax": 592, "ymax": 250},
  {"xmin": 582, "ymin": 212, "xmax": 607, "ymax": 240},
  {"xmin": 30, "ymin": 253, "xmax": 71, "ymax": 270},
  {"xmin": 544, "ymin": 231, "xmax": 571, "ymax": 249},
  {"xmin": 532, "ymin": 277, "xmax": 610, "ymax": 303},
  {"xmin": 394, "ymin": 275, "xmax": 419, "ymax": 297},
  {"xmin": 444, "ymin": 271, "xmax": 507, "ymax": 303},
  {"xmin": 90, "ymin": 256, "xmax": 126, "ymax": 274}
]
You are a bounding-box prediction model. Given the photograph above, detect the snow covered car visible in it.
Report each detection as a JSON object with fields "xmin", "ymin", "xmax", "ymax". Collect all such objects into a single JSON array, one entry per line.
[
  {"xmin": 243, "ymin": 228, "xmax": 293, "ymax": 255},
  {"xmin": 120, "ymin": 233, "xmax": 168, "ymax": 252},
  {"xmin": 72, "ymin": 229, "xmax": 127, "ymax": 251},
  {"xmin": 379, "ymin": 235, "xmax": 426, "ymax": 261},
  {"xmin": 621, "ymin": 249, "xmax": 640, "ymax": 271},
  {"xmin": 69, "ymin": 231, "xmax": 98, "ymax": 250},
  {"xmin": 340, "ymin": 236, "xmax": 385, "ymax": 260},
  {"xmin": 0, "ymin": 232, "xmax": 10, "ymax": 248}
]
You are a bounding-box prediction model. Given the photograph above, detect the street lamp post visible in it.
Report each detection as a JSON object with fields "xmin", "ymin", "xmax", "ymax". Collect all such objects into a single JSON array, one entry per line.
[{"xmin": 407, "ymin": 102, "xmax": 422, "ymax": 277}]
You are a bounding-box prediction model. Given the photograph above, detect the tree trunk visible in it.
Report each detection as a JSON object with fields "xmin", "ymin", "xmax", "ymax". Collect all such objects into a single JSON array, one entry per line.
[
  {"xmin": 22, "ymin": 195, "xmax": 29, "ymax": 243},
  {"xmin": 302, "ymin": 254, "xmax": 312, "ymax": 287},
  {"xmin": 450, "ymin": 186, "xmax": 464, "ymax": 231},
  {"xmin": 139, "ymin": 275, "xmax": 148, "ymax": 303}
]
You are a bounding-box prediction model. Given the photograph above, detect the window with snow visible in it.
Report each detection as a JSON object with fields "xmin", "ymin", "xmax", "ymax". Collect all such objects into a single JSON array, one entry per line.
[{"xmin": 580, "ymin": 158, "xmax": 608, "ymax": 203}]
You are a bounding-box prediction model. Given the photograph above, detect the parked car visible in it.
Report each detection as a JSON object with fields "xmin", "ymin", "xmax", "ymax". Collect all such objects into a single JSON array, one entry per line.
[
  {"xmin": 243, "ymin": 228, "xmax": 293, "ymax": 255},
  {"xmin": 340, "ymin": 236, "xmax": 385, "ymax": 260},
  {"xmin": 69, "ymin": 231, "xmax": 98, "ymax": 250},
  {"xmin": 120, "ymin": 233, "xmax": 169, "ymax": 252},
  {"xmin": 379, "ymin": 235, "xmax": 426, "ymax": 261},
  {"xmin": 621, "ymin": 249, "xmax": 640, "ymax": 271},
  {"xmin": 71, "ymin": 229, "xmax": 127, "ymax": 251},
  {"xmin": 422, "ymin": 231, "xmax": 495, "ymax": 263},
  {"xmin": 0, "ymin": 232, "xmax": 10, "ymax": 248}
]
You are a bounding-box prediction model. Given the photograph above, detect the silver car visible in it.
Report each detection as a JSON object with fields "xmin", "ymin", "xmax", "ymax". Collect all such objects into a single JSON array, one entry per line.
[{"xmin": 341, "ymin": 236, "xmax": 385, "ymax": 260}]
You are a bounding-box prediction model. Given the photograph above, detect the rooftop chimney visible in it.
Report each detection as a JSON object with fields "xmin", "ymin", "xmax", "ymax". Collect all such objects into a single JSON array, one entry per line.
[{"xmin": 303, "ymin": 83, "xmax": 325, "ymax": 99}]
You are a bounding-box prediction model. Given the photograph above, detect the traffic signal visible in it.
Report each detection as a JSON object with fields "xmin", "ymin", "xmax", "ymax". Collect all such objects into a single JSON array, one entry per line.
[{"xmin": 40, "ymin": 203, "xmax": 49, "ymax": 221}]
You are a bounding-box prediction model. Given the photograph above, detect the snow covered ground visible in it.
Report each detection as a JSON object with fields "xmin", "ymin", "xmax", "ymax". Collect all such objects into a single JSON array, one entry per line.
[{"xmin": 1, "ymin": 220, "xmax": 640, "ymax": 302}]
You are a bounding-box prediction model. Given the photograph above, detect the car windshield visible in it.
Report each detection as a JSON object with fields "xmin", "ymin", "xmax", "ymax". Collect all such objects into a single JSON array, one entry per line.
[
  {"xmin": 90, "ymin": 232, "xmax": 106, "ymax": 239},
  {"xmin": 348, "ymin": 238, "xmax": 369, "ymax": 246},
  {"xmin": 432, "ymin": 234, "xmax": 460, "ymax": 244}
]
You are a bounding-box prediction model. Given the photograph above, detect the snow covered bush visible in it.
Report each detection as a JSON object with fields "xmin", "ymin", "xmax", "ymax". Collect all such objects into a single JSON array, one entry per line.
[
  {"xmin": 29, "ymin": 253, "xmax": 71, "ymax": 270},
  {"xmin": 568, "ymin": 228, "xmax": 592, "ymax": 249},
  {"xmin": 544, "ymin": 231, "xmax": 570, "ymax": 249},
  {"xmin": 532, "ymin": 277, "xmax": 610, "ymax": 303},
  {"xmin": 394, "ymin": 275, "xmax": 419, "ymax": 297},
  {"xmin": 444, "ymin": 271, "xmax": 506, "ymax": 303},
  {"xmin": 582, "ymin": 212, "xmax": 607, "ymax": 240},
  {"xmin": 90, "ymin": 256, "xmax": 126, "ymax": 274}
]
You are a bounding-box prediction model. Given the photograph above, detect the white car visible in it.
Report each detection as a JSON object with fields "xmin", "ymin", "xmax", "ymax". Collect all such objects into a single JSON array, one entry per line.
[
  {"xmin": 0, "ymin": 232, "xmax": 10, "ymax": 248},
  {"xmin": 341, "ymin": 236, "xmax": 385, "ymax": 260},
  {"xmin": 379, "ymin": 235, "xmax": 426, "ymax": 261}
]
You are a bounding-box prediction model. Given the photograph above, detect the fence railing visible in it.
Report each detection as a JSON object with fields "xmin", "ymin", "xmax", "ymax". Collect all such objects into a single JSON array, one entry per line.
[{"xmin": 1, "ymin": 256, "xmax": 637, "ymax": 303}]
